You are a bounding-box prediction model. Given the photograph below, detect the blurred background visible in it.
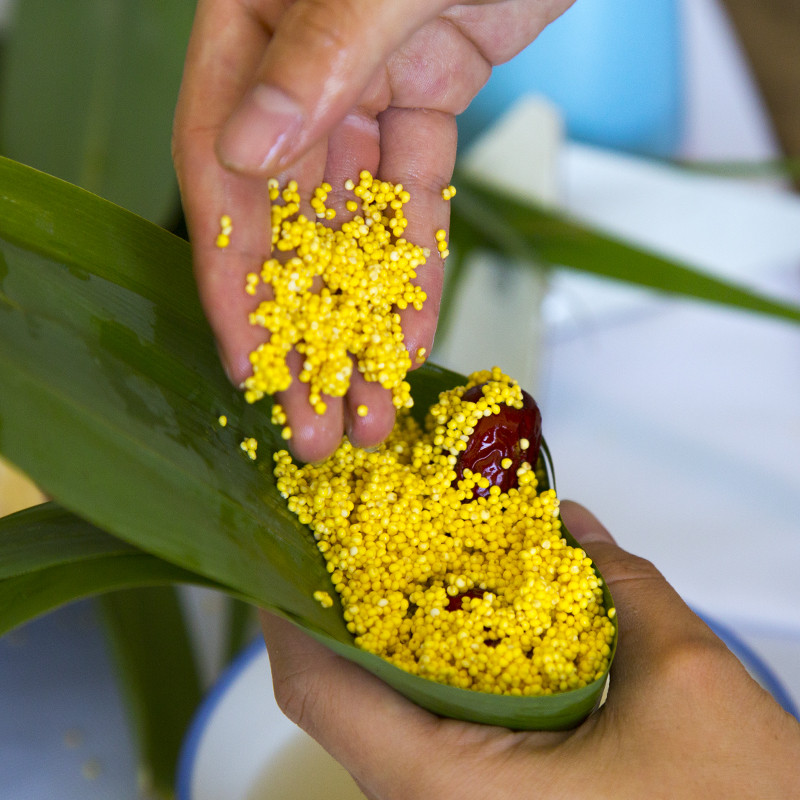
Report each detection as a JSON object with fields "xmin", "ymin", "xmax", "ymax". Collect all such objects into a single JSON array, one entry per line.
[{"xmin": 2, "ymin": 1, "xmax": 799, "ymax": 798}]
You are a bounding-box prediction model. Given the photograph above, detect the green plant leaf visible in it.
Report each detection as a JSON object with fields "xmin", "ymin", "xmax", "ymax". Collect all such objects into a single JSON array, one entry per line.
[
  {"xmin": 0, "ymin": 156, "xmax": 617, "ymax": 728},
  {"xmin": 0, "ymin": 501, "xmax": 135, "ymax": 579},
  {"xmin": 0, "ymin": 156, "xmax": 336, "ymax": 636},
  {"xmin": 675, "ymin": 156, "xmax": 800, "ymax": 181},
  {"xmin": 0, "ymin": 503, "xmax": 210, "ymax": 797},
  {"xmin": 100, "ymin": 587, "xmax": 203, "ymax": 799},
  {"xmin": 451, "ymin": 171, "xmax": 800, "ymax": 326},
  {"xmin": 0, "ymin": 0, "xmax": 193, "ymax": 225},
  {"xmin": 0, "ymin": 503, "xmax": 226, "ymax": 637},
  {"xmin": 223, "ymin": 596, "xmax": 259, "ymax": 667}
]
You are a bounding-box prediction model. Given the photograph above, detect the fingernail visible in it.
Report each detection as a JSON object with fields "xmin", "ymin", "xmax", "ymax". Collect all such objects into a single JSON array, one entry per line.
[
  {"xmin": 217, "ymin": 348, "xmax": 236, "ymax": 386},
  {"xmin": 218, "ymin": 85, "xmax": 304, "ymax": 173},
  {"xmin": 215, "ymin": 341, "xmax": 246, "ymax": 388}
]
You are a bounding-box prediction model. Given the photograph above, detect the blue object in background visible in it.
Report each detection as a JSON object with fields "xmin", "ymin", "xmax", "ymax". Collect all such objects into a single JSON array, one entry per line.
[
  {"xmin": 458, "ymin": 0, "xmax": 684, "ymax": 157},
  {"xmin": 0, "ymin": 602, "xmax": 138, "ymax": 800}
]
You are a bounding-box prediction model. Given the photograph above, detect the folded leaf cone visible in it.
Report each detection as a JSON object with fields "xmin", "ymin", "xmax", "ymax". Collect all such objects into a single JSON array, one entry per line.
[{"xmin": 0, "ymin": 157, "xmax": 619, "ymax": 728}]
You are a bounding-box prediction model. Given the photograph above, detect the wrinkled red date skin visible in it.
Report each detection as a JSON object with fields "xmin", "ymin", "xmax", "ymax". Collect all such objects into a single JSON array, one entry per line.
[
  {"xmin": 446, "ymin": 588, "xmax": 484, "ymax": 612},
  {"xmin": 453, "ymin": 383, "xmax": 542, "ymax": 499},
  {"xmin": 446, "ymin": 590, "xmax": 501, "ymax": 645}
]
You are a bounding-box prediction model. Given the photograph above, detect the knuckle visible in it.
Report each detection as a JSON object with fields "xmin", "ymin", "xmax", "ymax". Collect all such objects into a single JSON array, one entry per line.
[
  {"xmin": 655, "ymin": 632, "xmax": 734, "ymax": 693},
  {"xmin": 595, "ymin": 546, "xmax": 665, "ymax": 592},
  {"xmin": 289, "ymin": 0, "xmax": 356, "ymax": 57}
]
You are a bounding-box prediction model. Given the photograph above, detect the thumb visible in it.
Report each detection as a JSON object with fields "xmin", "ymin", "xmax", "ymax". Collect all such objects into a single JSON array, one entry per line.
[
  {"xmin": 560, "ymin": 501, "xmax": 723, "ymax": 705},
  {"xmin": 217, "ymin": 0, "xmax": 443, "ymax": 175}
]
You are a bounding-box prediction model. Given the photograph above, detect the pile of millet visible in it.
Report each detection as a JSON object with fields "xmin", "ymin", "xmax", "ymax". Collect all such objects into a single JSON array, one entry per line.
[
  {"xmin": 239, "ymin": 171, "xmax": 443, "ymax": 416},
  {"xmin": 236, "ymin": 174, "xmax": 615, "ymax": 695},
  {"xmin": 274, "ymin": 368, "xmax": 615, "ymax": 696}
]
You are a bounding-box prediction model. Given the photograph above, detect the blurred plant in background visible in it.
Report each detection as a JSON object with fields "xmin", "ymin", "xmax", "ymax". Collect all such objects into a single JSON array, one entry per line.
[
  {"xmin": 0, "ymin": 5, "xmax": 206, "ymax": 796},
  {"xmin": 0, "ymin": 0, "xmax": 192, "ymax": 227}
]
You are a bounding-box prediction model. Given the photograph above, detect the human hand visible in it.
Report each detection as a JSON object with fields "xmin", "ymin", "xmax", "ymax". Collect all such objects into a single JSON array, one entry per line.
[
  {"xmin": 261, "ymin": 501, "xmax": 800, "ymax": 799},
  {"xmin": 172, "ymin": 0, "xmax": 575, "ymax": 463}
]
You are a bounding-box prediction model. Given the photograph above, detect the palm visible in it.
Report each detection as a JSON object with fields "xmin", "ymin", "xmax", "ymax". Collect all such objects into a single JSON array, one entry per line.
[{"xmin": 173, "ymin": 0, "xmax": 575, "ymax": 462}]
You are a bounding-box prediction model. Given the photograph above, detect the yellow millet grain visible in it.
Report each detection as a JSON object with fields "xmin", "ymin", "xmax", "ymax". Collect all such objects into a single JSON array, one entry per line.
[
  {"xmin": 270, "ymin": 403, "xmax": 287, "ymax": 427},
  {"xmin": 275, "ymin": 368, "xmax": 615, "ymax": 695},
  {"xmin": 313, "ymin": 590, "xmax": 335, "ymax": 608},
  {"xmin": 216, "ymin": 214, "xmax": 233, "ymax": 249},
  {"xmin": 240, "ymin": 436, "xmax": 258, "ymax": 461},
  {"xmin": 243, "ymin": 171, "xmax": 429, "ymax": 413}
]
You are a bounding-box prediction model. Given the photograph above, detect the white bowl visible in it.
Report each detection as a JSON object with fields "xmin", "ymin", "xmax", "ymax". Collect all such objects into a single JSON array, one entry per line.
[
  {"xmin": 177, "ymin": 614, "xmax": 798, "ymax": 800},
  {"xmin": 177, "ymin": 637, "xmax": 365, "ymax": 800}
]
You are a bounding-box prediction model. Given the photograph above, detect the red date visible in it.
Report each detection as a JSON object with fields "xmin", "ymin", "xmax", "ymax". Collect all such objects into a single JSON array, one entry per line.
[
  {"xmin": 446, "ymin": 588, "xmax": 484, "ymax": 611},
  {"xmin": 453, "ymin": 383, "xmax": 542, "ymax": 499}
]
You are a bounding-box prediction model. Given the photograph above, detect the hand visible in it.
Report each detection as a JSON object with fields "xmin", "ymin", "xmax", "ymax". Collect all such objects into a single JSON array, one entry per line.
[
  {"xmin": 261, "ymin": 501, "xmax": 800, "ymax": 799},
  {"xmin": 172, "ymin": 0, "xmax": 575, "ymax": 462}
]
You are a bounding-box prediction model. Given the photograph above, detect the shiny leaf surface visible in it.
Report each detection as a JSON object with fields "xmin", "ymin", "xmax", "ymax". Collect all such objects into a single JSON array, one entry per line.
[
  {"xmin": 0, "ymin": 503, "xmax": 225, "ymax": 637},
  {"xmin": 0, "ymin": 156, "xmax": 618, "ymax": 728}
]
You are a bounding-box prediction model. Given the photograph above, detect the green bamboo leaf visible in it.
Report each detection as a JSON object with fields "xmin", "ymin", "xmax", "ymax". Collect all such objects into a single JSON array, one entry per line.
[
  {"xmin": 0, "ymin": 504, "xmax": 209, "ymax": 797},
  {"xmin": 0, "ymin": 550, "xmax": 218, "ymax": 638},
  {"xmin": 452, "ymin": 171, "xmax": 800, "ymax": 326},
  {"xmin": 224, "ymin": 597, "xmax": 259, "ymax": 667},
  {"xmin": 0, "ymin": 157, "xmax": 334, "ymax": 636},
  {"xmin": 0, "ymin": 503, "xmax": 226, "ymax": 637},
  {"xmin": 0, "ymin": 156, "xmax": 614, "ymax": 729},
  {"xmin": 0, "ymin": 501, "xmax": 135, "ymax": 579},
  {"xmin": 0, "ymin": 0, "xmax": 193, "ymax": 225},
  {"xmin": 100, "ymin": 587, "xmax": 203, "ymax": 799},
  {"xmin": 675, "ymin": 156, "xmax": 800, "ymax": 181}
]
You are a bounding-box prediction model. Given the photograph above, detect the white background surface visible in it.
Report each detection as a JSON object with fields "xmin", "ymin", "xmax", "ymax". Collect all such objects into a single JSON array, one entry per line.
[{"xmin": 540, "ymin": 141, "xmax": 800, "ymax": 703}]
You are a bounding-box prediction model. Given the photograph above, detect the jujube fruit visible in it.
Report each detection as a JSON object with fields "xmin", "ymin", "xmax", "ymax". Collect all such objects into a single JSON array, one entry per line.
[{"xmin": 453, "ymin": 383, "xmax": 542, "ymax": 499}]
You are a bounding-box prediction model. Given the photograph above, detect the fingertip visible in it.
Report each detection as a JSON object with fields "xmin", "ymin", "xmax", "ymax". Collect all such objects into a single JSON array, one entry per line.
[
  {"xmin": 215, "ymin": 340, "xmax": 251, "ymax": 387},
  {"xmin": 283, "ymin": 406, "xmax": 345, "ymax": 464},
  {"xmin": 399, "ymin": 306, "xmax": 438, "ymax": 372},
  {"xmin": 345, "ymin": 401, "xmax": 396, "ymax": 450},
  {"xmin": 285, "ymin": 429, "xmax": 342, "ymax": 464},
  {"xmin": 340, "ymin": 366, "xmax": 397, "ymax": 449}
]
